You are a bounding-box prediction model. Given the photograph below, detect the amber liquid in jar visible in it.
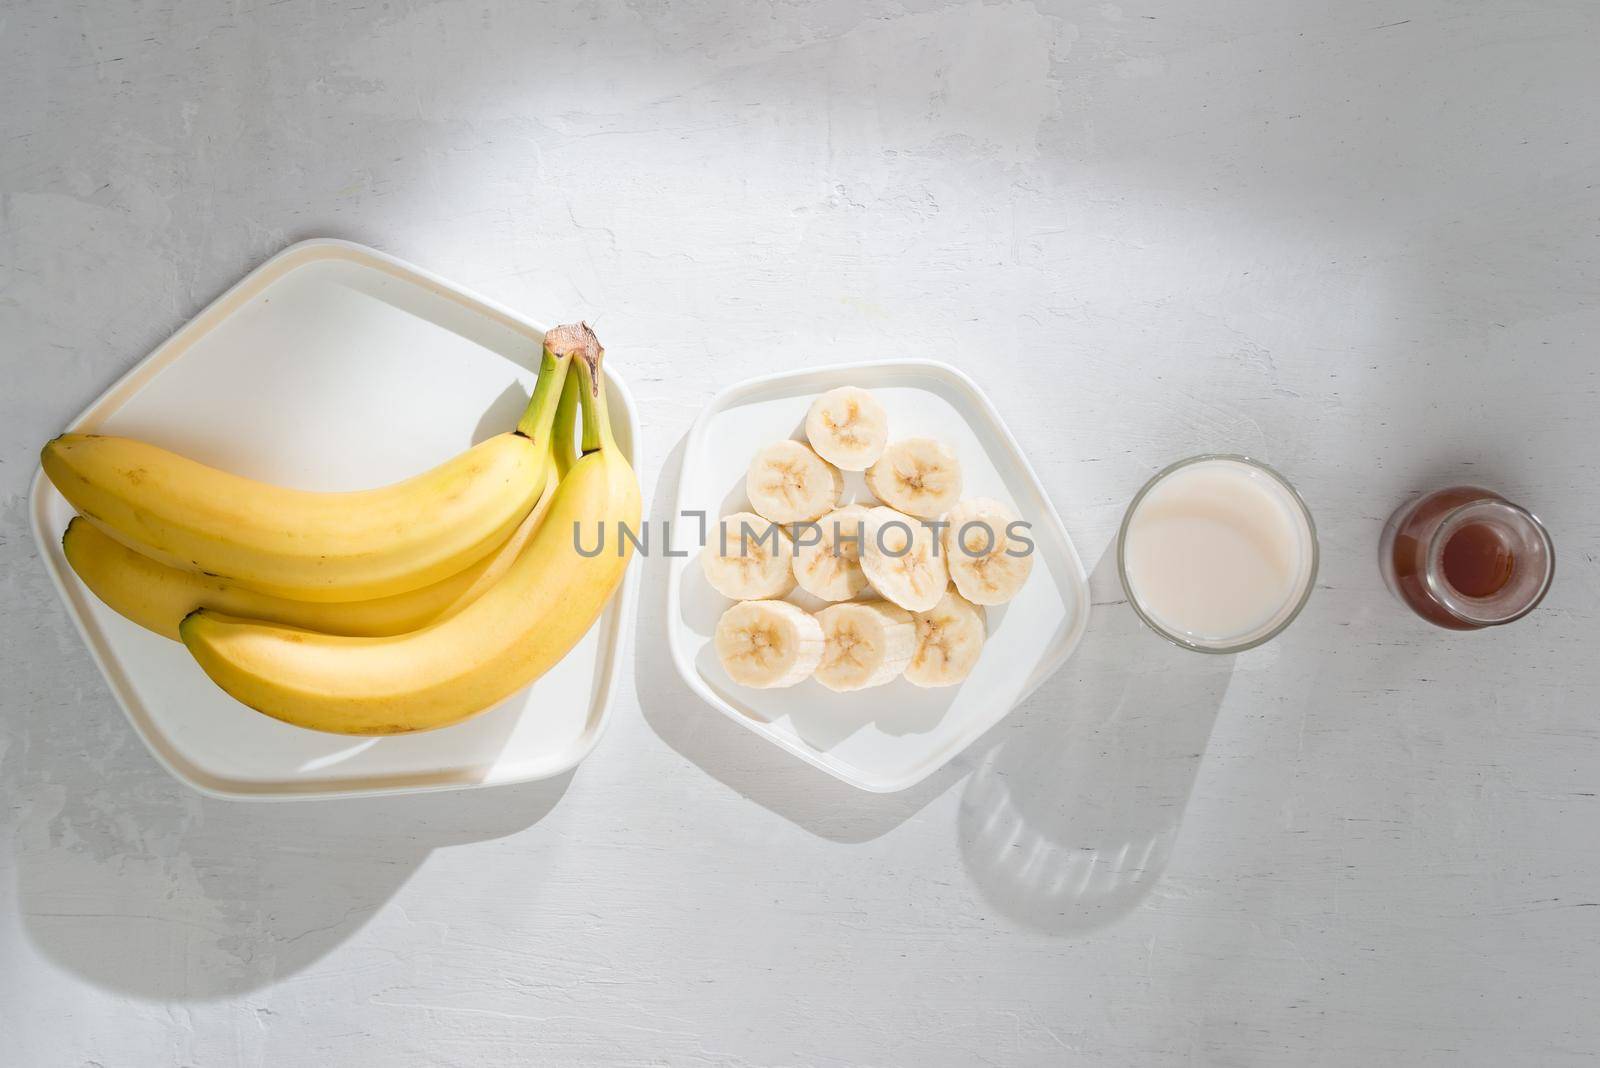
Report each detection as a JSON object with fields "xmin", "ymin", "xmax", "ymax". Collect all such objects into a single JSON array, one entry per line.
[
  {"xmin": 1381, "ymin": 486, "xmax": 1554, "ymax": 630},
  {"xmin": 1440, "ymin": 522, "xmax": 1515, "ymax": 598}
]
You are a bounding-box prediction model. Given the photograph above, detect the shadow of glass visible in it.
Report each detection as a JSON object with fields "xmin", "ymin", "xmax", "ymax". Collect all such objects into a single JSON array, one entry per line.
[
  {"xmin": 636, "ymin": 433, "xmax": 968, "ymax": 842},
  {"xmin": 957, "ymin": 545, "xmax": 1233, "ymax": 936}
]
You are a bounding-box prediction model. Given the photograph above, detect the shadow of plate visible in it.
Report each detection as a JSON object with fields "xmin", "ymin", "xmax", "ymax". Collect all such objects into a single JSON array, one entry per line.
[
  {"xmin": 11, "ymin": 749, "xmax": 572, "ymax": 1000},
  {"xmin": 9, "ymin": 380, "xmax": 576, "ymax": 1001}
]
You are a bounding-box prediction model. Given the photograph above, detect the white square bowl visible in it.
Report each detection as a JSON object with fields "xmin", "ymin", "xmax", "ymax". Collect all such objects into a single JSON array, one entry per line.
[
  {"xmin": 29, "ymin": 239, "xmax": 639, "ymax": 800},
  {"xmin": 667, "ymin": 361, "xmax": 1090, "ymax": 793}
]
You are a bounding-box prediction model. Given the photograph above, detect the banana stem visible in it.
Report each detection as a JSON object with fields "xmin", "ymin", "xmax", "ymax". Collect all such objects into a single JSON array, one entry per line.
[
  {"xmin": 553, "ymin": 370, "xmax": 581, "ymax": 476},
  {"xmin": 514, "ymin": 344, "xmax": 573, "ymax": 443},
  {"xmin": 572, "ymin": 333, "xmax": 614, "ymax": 455}
]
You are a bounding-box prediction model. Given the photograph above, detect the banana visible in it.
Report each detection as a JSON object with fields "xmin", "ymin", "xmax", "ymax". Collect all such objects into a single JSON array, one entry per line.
[
  {"xmin": 178, "ymin": 327, "xmax": 641, "ymax": 735},
  {"xmin": 61, "ymin": 457, "xmax": 559, "ymax": 639},
  {"xmin": 904, "ymin": 589, "xmax": 987, "ymax": 687},
  {"xmin": 864, "ymin": 438, "xmax": 962, "ymax": 518},
  {"xmin": 745, "ymin": 440, "xmax": 843, "ymax": 523},
  {"xmin": 713, "ymin": 599, "xmax": 824, "ymax": 689},
  {"xmin": 701, "ymin": 511, "xmax": 796, "ymax": 600},
  {"xmin": 791, "ymin": 504, "xmax": 871, "ymax": 602},
  {"xmin": 942, "ymin": 497, "xmax": 1034, "ymax": 605},
  {"xmin": 40, "ymin": 326, "xmax": 589, "ymax": 603},
  {"xmin": 805, "ymin": 386, "xmax": 889, "ymax": 471},
  {"xmin": 858, "ymin": 506, "xmax": 949, "ymax": 612},
  {"xmin": 812, "ymin": 600, "xmax": 914, "ymax": 692}
]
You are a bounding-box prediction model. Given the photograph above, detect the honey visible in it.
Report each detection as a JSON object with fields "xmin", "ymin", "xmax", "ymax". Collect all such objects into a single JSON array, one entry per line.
[{"xmin": 1380, "ymin": 486, "xmax": 1553, "ymax": 630}]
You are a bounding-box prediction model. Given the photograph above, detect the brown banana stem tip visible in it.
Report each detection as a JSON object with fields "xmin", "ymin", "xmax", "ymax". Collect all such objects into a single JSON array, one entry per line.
[{"xmin": 543, "ymin": 322, "xmax": 604, "ymax": 396}]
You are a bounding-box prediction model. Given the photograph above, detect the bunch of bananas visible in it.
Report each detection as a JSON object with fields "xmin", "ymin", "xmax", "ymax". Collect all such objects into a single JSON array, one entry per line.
[{"xmin": 42, "ymin": 323, "xmax": 641, "ymax": 735}]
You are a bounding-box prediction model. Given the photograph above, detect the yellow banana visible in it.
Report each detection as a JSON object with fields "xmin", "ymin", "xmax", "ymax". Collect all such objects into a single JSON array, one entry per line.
[
  {"xmin": 180, "ymin": 325, "xmax": 641, "ymax": 735},
  {"xmin": 41, "ymin": 332, "xmax": 580, "ymax": 603},
  {"xmin": 61, "ymin": 457, "xmax": 560, "ymax": 640}
]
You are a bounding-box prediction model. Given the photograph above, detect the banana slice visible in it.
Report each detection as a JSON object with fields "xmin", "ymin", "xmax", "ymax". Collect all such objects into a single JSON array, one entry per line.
[
  {"xmin": 905, "ymin": 589, "xmax": 987, "ymax": 687},
  {"xmin": 792, "ymin": 504, "xmax": 871, "ymax": 601},
  {"xmin": 746, "ymin": 440, "xmax": 844, "ymax": 523},
  {"xmin": 701, "ymin": 511, "xmax": 796, "ymax": 600},
  {"xmin": 859, "ymin": 506, "xmax": 949, "ymax": 612},
  {"xmin": 805, "ymin": 386, "xmax": 889, "ymax": 471},
  {"xmin": 714, "ymin": 599, "xmax": 825, "ymax": 688},
  {"xmin": 813, "ymin": 600, "xmax": 915, "ymax": 691},
  {"xmin": 942, "ymin": 498, "xmax": 1034, "ymax": 605},
  {"xmin": 864, "ymin": 438, "xmax": 962, "ymax": 518}
]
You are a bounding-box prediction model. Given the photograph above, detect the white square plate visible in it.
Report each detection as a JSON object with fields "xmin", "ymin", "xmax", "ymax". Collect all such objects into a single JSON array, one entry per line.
[
  {"xmin": 667, "ymin": 361, "xmax": 1090, "ymax": 793},
  {"xmin": 29, "ymin": 239, "xmax": 639, "ymax": 800}
]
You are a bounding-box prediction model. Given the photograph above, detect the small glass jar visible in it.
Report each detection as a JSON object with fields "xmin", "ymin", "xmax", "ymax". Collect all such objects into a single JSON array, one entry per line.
[{"xmin": 1379, "ymin": 486, "xmax": 1554, "ymax": 630}]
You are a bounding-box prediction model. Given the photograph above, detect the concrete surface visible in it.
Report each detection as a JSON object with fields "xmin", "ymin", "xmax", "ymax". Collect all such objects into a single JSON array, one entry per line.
[{"xmin": 2, "ymin": 0, "xmax": 1597, "ymax": 1064}]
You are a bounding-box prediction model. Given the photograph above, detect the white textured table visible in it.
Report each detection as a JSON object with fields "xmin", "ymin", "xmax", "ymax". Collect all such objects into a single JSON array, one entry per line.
[{"xmin": 3, "ymin": 1, "xmax": 1598, "ymax": 1064}]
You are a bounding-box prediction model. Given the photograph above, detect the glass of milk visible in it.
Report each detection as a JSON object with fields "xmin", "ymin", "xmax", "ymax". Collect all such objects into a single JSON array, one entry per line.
[{"xmin": 1117, "ymin": 455, "xmax": 1318, "ymax": 653}]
